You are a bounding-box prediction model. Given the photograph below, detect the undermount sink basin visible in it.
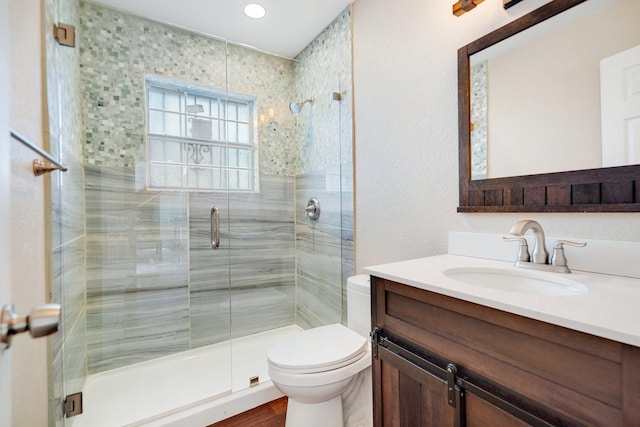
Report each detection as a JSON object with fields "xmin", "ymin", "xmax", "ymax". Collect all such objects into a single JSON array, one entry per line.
[{"xmin": 443, "ymin": 267, "xmax": 588, "ymax": 296}]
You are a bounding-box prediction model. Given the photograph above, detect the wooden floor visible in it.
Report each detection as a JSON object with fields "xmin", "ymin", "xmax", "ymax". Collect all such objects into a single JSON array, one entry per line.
[{"xmin": 207, "ymin": 397, "xmax": 287, "ymax": 427}]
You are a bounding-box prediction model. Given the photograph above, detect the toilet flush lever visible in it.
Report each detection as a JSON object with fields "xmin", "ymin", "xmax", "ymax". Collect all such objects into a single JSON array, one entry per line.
[{"xmin": 1, "ymin": 303, "xmax": 61, "ymax": 349}]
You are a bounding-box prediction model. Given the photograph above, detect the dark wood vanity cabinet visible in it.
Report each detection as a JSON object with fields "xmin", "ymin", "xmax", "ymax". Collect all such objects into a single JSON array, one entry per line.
[{"xmin": 371, "ymin": 277, "xmax": 640, "ymax": 426}]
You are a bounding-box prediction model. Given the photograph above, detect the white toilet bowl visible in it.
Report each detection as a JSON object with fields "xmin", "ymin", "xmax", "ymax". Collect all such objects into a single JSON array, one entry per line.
[{"xmin": 267, "ymin": 323, "xmax": 372, "ymax": 427}]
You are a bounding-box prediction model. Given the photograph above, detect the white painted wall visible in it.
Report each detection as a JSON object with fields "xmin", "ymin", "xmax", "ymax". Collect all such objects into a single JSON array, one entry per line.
[
  {"xmin": 8, "ymin": 0, "xmax": 50, "ymax": 425},
  {"xmin": 0, "ymin": 0, "xmax": 12, "ymax": 425},
  {"xmin": 352, "ymin": 0, "xmax": 640, "ymax": 271}
]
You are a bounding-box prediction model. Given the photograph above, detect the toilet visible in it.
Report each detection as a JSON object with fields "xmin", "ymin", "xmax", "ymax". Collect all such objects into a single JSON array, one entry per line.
[{"xmin": 267, "ymin": 275, "xmax": 372, "ymax": 427}]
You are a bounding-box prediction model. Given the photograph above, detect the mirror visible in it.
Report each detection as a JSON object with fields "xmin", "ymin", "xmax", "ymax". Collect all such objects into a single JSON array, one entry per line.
[{"xmin": 458, "ymin": 0, "xmax": 640, "ymax": 212}]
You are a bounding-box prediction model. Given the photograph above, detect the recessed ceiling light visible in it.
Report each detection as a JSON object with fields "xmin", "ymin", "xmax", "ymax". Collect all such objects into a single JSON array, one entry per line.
[{"xmin": 243, "ymin": 3, "xmax": 266, "ymax": 19}]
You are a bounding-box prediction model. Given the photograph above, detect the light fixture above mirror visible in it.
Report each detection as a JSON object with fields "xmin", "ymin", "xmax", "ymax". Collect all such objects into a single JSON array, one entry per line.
[{"xmin": 453, "ymin": 0, "xmax": 484, "ymax": 17}]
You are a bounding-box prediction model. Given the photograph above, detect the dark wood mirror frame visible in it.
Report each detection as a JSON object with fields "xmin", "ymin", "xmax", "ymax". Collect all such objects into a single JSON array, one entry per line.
[{"xmin": 457, "ymin": 0, "xmax": 640, "ymax": 213}]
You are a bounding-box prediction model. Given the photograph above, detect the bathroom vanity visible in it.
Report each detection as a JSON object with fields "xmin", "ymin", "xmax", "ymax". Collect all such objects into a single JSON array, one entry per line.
[{"xmin": 365, "ymin": 255, "xmax": 640, "ymax": 426}]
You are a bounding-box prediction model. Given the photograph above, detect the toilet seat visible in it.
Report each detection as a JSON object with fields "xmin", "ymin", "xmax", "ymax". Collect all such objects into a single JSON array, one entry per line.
[{"xmin": 267, "ymin": 324, "xmax": 367, "ymax": 374}]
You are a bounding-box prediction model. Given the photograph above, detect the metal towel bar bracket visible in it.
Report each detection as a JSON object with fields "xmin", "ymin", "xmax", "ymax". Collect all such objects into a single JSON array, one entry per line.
[{"xmin": 10, "ymin": 130, "xmax": 68, "ymax": 176}]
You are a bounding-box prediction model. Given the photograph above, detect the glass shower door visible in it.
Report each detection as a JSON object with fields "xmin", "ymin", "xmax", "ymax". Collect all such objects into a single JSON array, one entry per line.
[
  {"xmin": 47, "ymin": 1, "xmax": 235, "ymax": 425},
  {"xmin": 224, "ymin": 41, "xmax": 298, "ymax": 393}
]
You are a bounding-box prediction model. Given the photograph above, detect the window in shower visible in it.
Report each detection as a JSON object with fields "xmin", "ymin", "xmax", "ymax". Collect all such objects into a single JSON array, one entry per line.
[{"xmin": 145, "ymin": 74, "xmax": 258, "ymax": 191}]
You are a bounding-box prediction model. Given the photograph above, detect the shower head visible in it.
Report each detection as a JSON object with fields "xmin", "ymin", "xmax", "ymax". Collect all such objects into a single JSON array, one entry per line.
[{"xmin": 289, "ymin": 98, "xmax": 314, "ymax": 116}]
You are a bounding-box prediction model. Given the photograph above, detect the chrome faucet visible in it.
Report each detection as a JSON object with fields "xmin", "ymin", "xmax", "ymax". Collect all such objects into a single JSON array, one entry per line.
[{"xmin": 503, "ymin": 220, "xmax": 585, "ymax": 273}]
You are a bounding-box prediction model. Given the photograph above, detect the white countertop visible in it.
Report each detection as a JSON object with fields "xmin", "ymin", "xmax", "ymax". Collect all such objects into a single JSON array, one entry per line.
[{"xmin": 364, "ymin": 254, "xmax": 640, "ymax": 347}]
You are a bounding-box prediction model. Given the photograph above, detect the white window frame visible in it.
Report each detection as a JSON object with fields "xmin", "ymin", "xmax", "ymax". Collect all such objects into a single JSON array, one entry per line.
[{"xmin": 144, "ymin": 74, "xmax": 259, "ymax": 192}]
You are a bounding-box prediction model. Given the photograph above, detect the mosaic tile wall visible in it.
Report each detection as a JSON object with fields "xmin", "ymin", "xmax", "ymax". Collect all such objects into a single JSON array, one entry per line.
[
  {"xmin": 471, "ymin": 61, "xmax": 488, "ymax": 179},
  {"xmin": 45, "ymin": 0, "xmax": 87, "ymax": 424},
  {"xmin": 79, "ymin": 1, "xmax": 297, "ymax": 176},
  {"xmin": 293, "ymin": 8, "xmax": 353, "ymax": 175}
]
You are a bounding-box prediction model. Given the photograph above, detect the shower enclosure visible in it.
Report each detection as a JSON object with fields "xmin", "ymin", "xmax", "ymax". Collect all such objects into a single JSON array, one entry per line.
[{"xmin": 46, "ymin": 0, "xmax": 354, "ymax": 425}]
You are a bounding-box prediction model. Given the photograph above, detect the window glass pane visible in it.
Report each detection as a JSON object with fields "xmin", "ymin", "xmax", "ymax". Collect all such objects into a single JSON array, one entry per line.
[
  {"xmin": 198, "ymin": 144, "xmax": 212, "ymax": 167},
  {"xmin": 149, "ymin": 163, "xmax": 165, "ymax": 187},
  {"xmin": 186, "ymin": 166, "xmax": 197, "ymax": 189},
  {"xmin": 145, "ymin": 77, "xmax": 256, "ymax": 191},
  {"xmin": 229, "ymin": 148, "xmax": 238, "ymax": 167},
  {"xmin": 148, "ymin": 89, "xmax": 164, "ymax": 109},
  {"xmin": 237, "ymin": 149, "xmax": 250, "ymax": 168},
  {"xmin": 184, "ymin": 143, "xmax": 197, "ymax": 166},
  {"xmin": 190, "ymin": 118, "xmax": 212, "ymax": 140},
  {"xmin": 197, "ymin": 167, "xmax": 214, "ymax": 189},
  {"xmin": 150, "ymin": 164, "xmax": 185, "ymax": 188},
  {"xmin": 238, "ymin": 104, "xmax": 249, "ymax": 122},
  {"xmin": 164, "ymin": 140, "xmax": 182, "ymax": 163},
  {"xmin": 197, "ymin": 97, "xmax": 211, "ymax": 116},
  {"xmin": 227, "ymin": 122, "xmax": 238, "ymax": 143},
  {"xmin": 164, "ymin": 91, "xmax": 181, "ymax": 112},
  {"xmin": 219, "ymin": 147, "xmax": 227, "ymax": 166},
  {"xmin": 210, "ymin": 99, "xmax": 218, "ymax": 118},
  {"xmin": 211, "ymin": 119, "xmax": 220, "ymax": 140},
  {"xmin": 149, "ymin": 139, "xmax": 164, "ymax": 161},
  {"xmin": 220, "ymin": 102, "xmax": 227, "ymax": 120},
  {"xmin": 210, "ymin": 146, "xmax": 221, "ymax": 166},
  {"xmin": 237, "ymin": 170, "xmax": 250, "ymax": 190},
  {"xmin": 220, "ymin": 121, "xmax": 227, "ymax": 141},
  {"xmin": 219, "ymin": 168, "xmax": 228, "ymax": 188},
  {"xmin": 227, "ymin": 103, "xmax": 238, "ymax": 121},
  {"xmin": 228, "ymin": 169, "xmax": 239, "ymax": 189},
  {"xmin": 165, "ymin": 112, "xmax": 181, "ymax": 136},
  {"xmin": 186, "ymin": 95, "xmax": 197, "ymax": 112},
  {"xmin": 148, "ymin": 110, "xmax": 164, "ymax": 134},
  {"xmin": 238, "ymin": 123, "xmax": 249, "ymax": 144}
]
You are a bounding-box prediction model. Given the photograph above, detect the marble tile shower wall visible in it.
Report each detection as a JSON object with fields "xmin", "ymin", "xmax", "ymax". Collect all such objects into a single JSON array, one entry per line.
[
  {"xmin": 292, "ymin": 9, "xmax": 354, "ymax": 326},
  {"xmin": 45, "ymin": 0, "xmax": 87, "ymax": 423},
  {"xmin": 295, "ymin": 166, "xmax": 354, "ymax": 329},
  {"xmin": 85, "ymin": 167, "xmax": 295, "ymax": 373}
]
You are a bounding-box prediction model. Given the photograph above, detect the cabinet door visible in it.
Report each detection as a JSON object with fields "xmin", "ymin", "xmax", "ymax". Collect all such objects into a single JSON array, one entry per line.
[
  {"xmin": 374, "ymin": 346, "xmax": 460, "ymax": 426},
  {"xmin": 465, "ymin": 392, "xmax": 532, "ymax": 427}
]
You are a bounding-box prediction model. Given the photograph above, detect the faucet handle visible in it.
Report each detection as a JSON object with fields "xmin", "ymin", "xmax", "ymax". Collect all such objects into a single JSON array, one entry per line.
[
  {"xmin": 550, "ymin": 240, "xmax": 586, "ymax": 268},
  {"xmin": 502, "ymin": 236, "xmax": 530, "ymax": 262}
]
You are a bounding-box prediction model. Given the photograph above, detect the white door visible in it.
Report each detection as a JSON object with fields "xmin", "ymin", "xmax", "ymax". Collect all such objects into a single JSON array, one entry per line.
[
  {"xmin": 0, "ymin": 0, "xmax": 13, "ymax": 424},
  {"xmin": 2, "ymin": 1, "xmax": 55, "ymax": 425},
  {"xmin": 600, "ymin": 44, "xmax": 640, "ymax": 167}
]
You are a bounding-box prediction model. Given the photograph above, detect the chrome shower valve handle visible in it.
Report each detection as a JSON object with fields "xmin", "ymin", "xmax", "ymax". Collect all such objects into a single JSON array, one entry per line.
[{"xmin": 305, "ymin": 197, "xmax": 320, "ymax": 220}]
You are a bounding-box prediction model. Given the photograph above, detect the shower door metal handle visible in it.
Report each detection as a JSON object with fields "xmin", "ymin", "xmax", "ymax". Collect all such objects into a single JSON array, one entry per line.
[{"xmin": 211, "ymin": 206, "xmax": 220, "ymax": 249}]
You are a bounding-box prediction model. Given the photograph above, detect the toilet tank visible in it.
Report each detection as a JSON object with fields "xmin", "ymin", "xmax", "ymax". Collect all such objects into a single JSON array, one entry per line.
[{"xmin": 347, "ymin": 275, "xmax": 371, "ymax": 338}]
